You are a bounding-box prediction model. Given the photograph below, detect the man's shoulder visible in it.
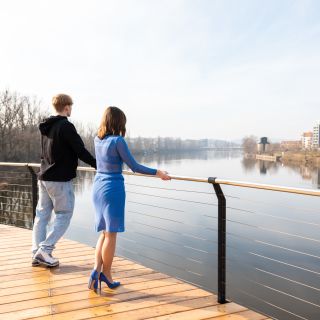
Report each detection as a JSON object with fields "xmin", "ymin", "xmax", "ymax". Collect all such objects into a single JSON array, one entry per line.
[
  {"xmin": 57, "ymin": 120, "xmax": 79, "ymax": 142},
  {"xmin": 60, "ymin": 119, "xmax": 76, "ymax": 132}
]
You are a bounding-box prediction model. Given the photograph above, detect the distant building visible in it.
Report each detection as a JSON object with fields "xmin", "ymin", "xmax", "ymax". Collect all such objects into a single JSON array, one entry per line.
[
  {"xmin": 313, "ymin": 122, "xmax": 320, "ymax": 149},
  {"xmin": 301, "ymin": 132, "xmax": 313, "ymax": 150},
  {"xmin": 280, "ymin": 140, "xmax": 302, "ymax": 151},
  {"xmin": 257, "ymin": 137, "xmax": 270, "ymax": 153}
]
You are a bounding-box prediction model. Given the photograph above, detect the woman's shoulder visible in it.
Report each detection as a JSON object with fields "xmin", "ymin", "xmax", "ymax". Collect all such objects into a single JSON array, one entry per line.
[
  {"xmin": 94, "ymin": 135, "xmax": 122, "ymax": 142},
  {"xmin": 115, "ymin": 135, "xmax": 125, "ymax": 141},
  {"xmin": 115, "ymin": 136, "xmax": 129, "ymax": 147}
]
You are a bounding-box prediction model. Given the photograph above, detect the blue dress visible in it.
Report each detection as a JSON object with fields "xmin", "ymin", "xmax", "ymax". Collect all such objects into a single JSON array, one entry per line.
[{"xmin": 93, "ymin": 135, "xmax": 157, "ymax": 232}]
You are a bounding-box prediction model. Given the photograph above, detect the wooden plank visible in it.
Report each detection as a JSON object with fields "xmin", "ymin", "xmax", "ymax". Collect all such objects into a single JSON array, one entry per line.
[
  {"xmin": 145, "ymin": 302, "xmax": 247, "ymax": 320},
  {"xmin": 0, "ymin": 241, "xmax": 87, "ymax": 253},
  {"xmin": 13, "ymin": 260, "xmax": 136, "ymax": 278},
  {"xmin": 0, "ymin": 242, "xmax": 93, "ymax": 254},
  {"xmin": 0, "ymin": 269, "xmax": 50, "ymax": 282},
  {"xmin": 0, "ymin": 264, "xmax": 158, "ymax": 298},
  {"xmin": 0, "ymin": 262, "xmax": 147, "ymax": 289},
  {"xmin": 0, "ymin": 256, "xmax": 122, "ymax": 277},
  {"xmin": 0, "ymin": 238, "xmax": 81, "ymax": 246},
  {"xmin": 206, "ymin": 310, "xmax": 269, "ymax": 320},
  {"xmin": 0, "ymin": 260, "xmax": 93, "ymax": 277},
  {"xmin": 0, "ymin": 277, "xmax": 181, "ymax": 314},
  {"xmin": 0, "ymin": 245, "xmax": 93, "ymax": 259},
  {"xmin": 90, "ymin": 295, "xmax": 220, "ymax": 320},
  {"xmin": 0, "ymin": 243, "xmax": 92, "ymax": 256},
  {"xmin": 0, "ymin": 253, "xmax": 97, "ymax": 270},
  {"xmin": 0, "ymin": 269, "xmax": 163, "ymax": 305},
  {"xmin": 49, "ymin": 271, "xmax": 167, "ymax": 296},
  {"xmin": 32, "ymin": 288, "xmax": 210, "ymax": 320},
  {"xmin": 0, "ymin": 286, "xmax": 205, "ymax": 320},
  {"xmin": 0, "ymin": 225, "xmax": 267, "ymax": 320},
  {"xmin": 0, "ymin": 290, "xmax": 49, "ymax": 306},
  {"xmin": 0, "ymin": 250, "xmax": 128, "ymax": 267},
  {"xmin": 0, "ymin": 249, "xmax": 96, "ymax": 265}
]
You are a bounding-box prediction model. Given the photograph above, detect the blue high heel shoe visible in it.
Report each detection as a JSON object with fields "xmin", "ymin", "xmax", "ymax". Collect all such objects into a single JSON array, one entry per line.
[
  {"xmin": 99, "ymin": 272, "xmax": 121, "ymax": 289},
  {"xmin": 88, "ymin": 269, "xmax": 99, "ymax": 290}
]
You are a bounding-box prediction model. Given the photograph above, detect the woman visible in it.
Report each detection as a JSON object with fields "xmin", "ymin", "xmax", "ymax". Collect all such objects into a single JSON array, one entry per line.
[{"xmin": 88, "ymin": 106, "xmax": 170, "ymax": 290}]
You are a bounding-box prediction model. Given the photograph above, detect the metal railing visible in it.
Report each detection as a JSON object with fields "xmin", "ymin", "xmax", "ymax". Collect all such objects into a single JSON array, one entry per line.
[{"xmin": 0, "ymin": 161, "xmax": 320, "ymax": 308}]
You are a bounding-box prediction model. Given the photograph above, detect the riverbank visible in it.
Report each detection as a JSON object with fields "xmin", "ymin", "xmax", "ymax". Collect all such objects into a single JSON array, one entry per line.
[
  {"xmin": 256, "ymin": 154, "xmax": 281, "ymax": 161},
  {"xmin": 245, "ymin": 151, "xmax": 320, "ymax": 167},
  {"xmin": 281, "ymin": 151, "xmax": 320, "ymax": 167}
]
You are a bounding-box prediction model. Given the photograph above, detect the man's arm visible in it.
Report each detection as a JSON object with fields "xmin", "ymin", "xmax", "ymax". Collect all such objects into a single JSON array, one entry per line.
[{"xmin": 62, "ymin": 122, "xmax": 96, "ymax": 169}]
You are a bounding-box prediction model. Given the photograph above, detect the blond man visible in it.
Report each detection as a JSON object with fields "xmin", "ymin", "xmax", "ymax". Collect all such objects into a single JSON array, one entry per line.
[{"xmin": 32, "ymin": 94, "xmax": 96, "ymax": 267}]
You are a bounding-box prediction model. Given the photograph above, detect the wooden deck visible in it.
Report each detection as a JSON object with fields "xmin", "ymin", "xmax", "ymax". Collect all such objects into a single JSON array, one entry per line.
[{"xmin": 0, "ymin": 224, "xmax": 270, "ymax": 320}]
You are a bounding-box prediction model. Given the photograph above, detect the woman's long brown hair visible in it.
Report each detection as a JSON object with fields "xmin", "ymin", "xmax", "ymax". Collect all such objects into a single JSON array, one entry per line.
[{"xmin": 97, "ymin": 106, "xmax": 126, "ymax": 139}]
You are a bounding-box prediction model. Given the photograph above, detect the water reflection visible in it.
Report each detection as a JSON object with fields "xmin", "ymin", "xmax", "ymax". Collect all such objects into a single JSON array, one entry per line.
[
  {"xmin": 135, "ymin": 149, "xmax": 242, "ymax": 165},
  {"xmin": 313, "ymin": 169, "xmax": 320, "ymax": 188},
  {"xmin": 68, "ymin": 156, "xmax": 320, "ymax": 320},
  {"xmin": 241, "ymin": 157, "xmax": 320, "ymax": 189},
  {"xmin": 1, "ymin": 151, "xmax": 320, "ymax": 319}
]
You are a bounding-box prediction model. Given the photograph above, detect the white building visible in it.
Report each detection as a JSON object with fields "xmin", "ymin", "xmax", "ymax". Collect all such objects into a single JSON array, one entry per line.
[
  {"xmin": 302, "ymin": 132, "xmax": 313, "ymax": 150},
  {"xmin": 313, "ymin": 122, "xmax": 320, "ymax": 149}
]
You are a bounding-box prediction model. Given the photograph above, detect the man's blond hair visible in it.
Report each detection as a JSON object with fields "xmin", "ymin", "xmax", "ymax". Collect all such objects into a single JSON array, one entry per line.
[{"xmin": 52, "ymin": 94, "xmax": 73, "ymax": 112}]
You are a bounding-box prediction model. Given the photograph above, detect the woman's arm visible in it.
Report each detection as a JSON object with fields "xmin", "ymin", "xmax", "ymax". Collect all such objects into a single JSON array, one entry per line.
[
  {"xmin": 116, "ymin": 137, "xmax": 157, "ymax": 175},
  {"xmin": 116, "ymin": 137, "xmax": 170, "ymax": 180}
]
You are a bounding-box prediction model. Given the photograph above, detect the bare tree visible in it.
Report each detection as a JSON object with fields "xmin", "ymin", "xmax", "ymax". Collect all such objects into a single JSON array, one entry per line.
[
  {"xmin": 242, "ymin": 135, "xmax": 257, "ymax": 154},
  {"xmin": 0, "ymin": 89, "xmax": 241, "ymax": 161},
  {"xmin": 0, "ymin": 89, "xmax": 48, "ymax": 162}
]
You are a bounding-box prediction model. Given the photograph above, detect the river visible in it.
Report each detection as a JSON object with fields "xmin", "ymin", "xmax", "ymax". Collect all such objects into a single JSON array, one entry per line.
[{"xmin": 61, "ymin": 150, "xmax": 320, "ymax": 320}]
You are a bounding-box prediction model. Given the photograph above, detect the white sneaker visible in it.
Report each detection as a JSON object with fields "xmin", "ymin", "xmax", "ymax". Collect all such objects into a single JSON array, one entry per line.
[
  {"xmin": 31, "ymin": 255, "xmax": 40, "ymax": 267},
  {"xmin": 34, "ymin": 248, "xmax": 59, "ymax": 267}
]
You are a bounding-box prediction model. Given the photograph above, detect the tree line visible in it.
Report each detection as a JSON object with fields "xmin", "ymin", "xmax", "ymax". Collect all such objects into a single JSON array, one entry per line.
[
  {"xmin": 241, "ymin": 135, "xmax": 282, "ymax": 154},
  {"xmin": 0, "ymin": 89, "xmax": 239, "ymax": 163},
  {"xmin": 0, "ymin": 90, "xmax": 47, "ymax": 162}
]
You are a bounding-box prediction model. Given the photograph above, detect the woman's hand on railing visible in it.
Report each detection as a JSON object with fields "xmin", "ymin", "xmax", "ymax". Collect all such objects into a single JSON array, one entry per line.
[{"xmin": 156, "ymin": 170, "xmax": 171, "ymax": 180}]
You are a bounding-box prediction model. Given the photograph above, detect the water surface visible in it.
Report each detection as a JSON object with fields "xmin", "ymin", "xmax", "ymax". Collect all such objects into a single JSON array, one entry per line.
[{"xmin": 65, "ymin": 150, "xmax": 320, "ymax": 320}]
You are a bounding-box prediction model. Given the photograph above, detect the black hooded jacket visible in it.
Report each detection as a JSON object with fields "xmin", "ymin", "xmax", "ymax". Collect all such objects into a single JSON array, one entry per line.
[{"xmin": 38, "ymin": 116, "xmax": 96, "ymax": 181}]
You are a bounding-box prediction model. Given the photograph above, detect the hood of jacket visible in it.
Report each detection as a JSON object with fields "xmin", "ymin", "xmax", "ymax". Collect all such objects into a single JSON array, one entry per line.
[{"xmin": 39, "ymin": 115, "xmax": 67, "ymax": 135}]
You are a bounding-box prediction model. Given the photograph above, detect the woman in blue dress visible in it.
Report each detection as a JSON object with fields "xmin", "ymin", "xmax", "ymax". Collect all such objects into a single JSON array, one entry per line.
[{"xmin": 88, "ymin": 106, "xmax": 170, "ymax": 290}]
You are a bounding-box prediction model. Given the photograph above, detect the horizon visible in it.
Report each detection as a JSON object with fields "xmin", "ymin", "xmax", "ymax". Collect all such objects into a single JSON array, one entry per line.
[{"xmin": 1, "ymin": 87, "xmax": 317, "ymax": 143}]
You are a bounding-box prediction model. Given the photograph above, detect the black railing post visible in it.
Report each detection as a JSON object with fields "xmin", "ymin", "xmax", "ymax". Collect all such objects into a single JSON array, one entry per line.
[
  {"xmin": 26, "ymin": 166, "xmax": 38, "ymax": 222},
  {"xmin": 208, "ymin": 177, "xmax": 227, "ymax": 304}
]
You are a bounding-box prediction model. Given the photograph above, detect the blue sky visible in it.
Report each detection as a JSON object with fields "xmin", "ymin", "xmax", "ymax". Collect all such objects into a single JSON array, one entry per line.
[{"xmin": 0, "ymin": 0, "xmax": 319, "ymax": 140}]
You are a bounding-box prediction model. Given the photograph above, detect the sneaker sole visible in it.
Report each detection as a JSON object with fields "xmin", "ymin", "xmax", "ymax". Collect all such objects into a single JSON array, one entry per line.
[
  {"xmin": 35, "ymin": 258, "xmax": 59, "ymax": 268},
  {"xmin": 32, "ymin": 261, "xmax": 40, "ymax": 267}
]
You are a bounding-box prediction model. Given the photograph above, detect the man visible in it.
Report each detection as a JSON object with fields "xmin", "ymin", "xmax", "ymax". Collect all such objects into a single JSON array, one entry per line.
[{"xmin": 32, "ymin": 94, "xmax": 96, "ymax": 267}]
